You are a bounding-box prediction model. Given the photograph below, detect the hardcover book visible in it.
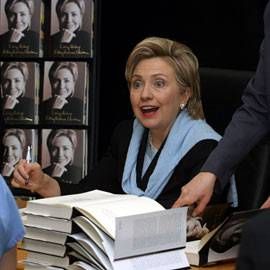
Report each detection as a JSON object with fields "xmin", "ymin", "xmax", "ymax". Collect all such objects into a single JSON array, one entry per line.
[
  {"xmin": 1, "ymin": 61, "xmax": 40, "ymax": 125},
  {"xmin": 0, "ymin": 0, "xmax": 43, "ymax": 57},
  {"xmin": 184, "ymin": 207, "xmax": 265, "ymax": 266},
  {"xmin": 40, "ymin": 128, "xmax": 87, "ymax": 185},
  {"xmin": 0, "ymin": 128, "xmax": 38, "ymax": 194},
  {"xmin": 48, "ymin": 0, "xmax": 94, "ymax": 58},
  {"xmin": 40, "ymin": 61, "xmax": 89, "ymax": 125}
]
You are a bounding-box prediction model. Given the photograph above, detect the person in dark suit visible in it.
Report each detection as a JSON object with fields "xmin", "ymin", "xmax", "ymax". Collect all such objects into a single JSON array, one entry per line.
[
  {"xmin": 0, "ymin": 62, "xmax": 34, "ymax": 123},
  {"xmin": 50, "ymin": 0, "xmax": 91, "ymax": 57},
  {"xmin": 42, "ymin": 129, "xmax": 82, "ymax": 184},
  {"xmin": 0, "ymin": 0, "xmax": 39, "ymax": 56},
  {"xmin": 12, "ymin": 37, "xmax": 236, "ymax": 208},
  {"xmin": 40, "ymin": 61, "xmax": 83, "ymax": 124},
  {"xmin": 236, "ymin": 209, "xmax": 270, "ymax": 270},
  {"xmin": 172, "ymin": 0, "xmax": 270, "ymax": 214}
]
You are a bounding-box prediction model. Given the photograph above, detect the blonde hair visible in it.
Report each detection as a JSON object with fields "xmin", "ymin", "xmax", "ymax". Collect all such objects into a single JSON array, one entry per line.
[{"xmin": 125, "ymin": 37, "xmax": 204, "ymax": 119}]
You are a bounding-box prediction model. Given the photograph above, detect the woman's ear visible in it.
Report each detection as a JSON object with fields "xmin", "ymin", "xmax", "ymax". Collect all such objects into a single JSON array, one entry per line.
[{"xmin": 180, "ymin": 87, "xmax": 191, "ymax": 105}]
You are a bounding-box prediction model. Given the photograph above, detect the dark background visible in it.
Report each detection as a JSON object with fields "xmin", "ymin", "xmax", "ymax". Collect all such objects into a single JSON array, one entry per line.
[{"xmin": 96, "ymin": 0, "xmax": 268, "ymax": 159}]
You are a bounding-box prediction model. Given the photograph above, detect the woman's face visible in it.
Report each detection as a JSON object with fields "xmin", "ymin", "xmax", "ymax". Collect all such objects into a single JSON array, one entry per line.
[
  {"xmin": 2, "ymin": 68, "xmax": 25, "ymax": 98},
  {"xmin": 59, "ymin": 2, "xmax": 82, "ymax": 32},
  {"xmin": 129, "ymin": 57, "xmax": 190, "ymax": 138},
  {"xmin": 8, "ymin": 1, "xmax": 31, "ymax": 32},
  {"xmin": 50, "ymin": 135, "xmax": 74, "ymax": 167},
  {"xmin": 52, "ymin": 68, "xmax": 75, "ymax": 98},
  {"xmin": 3, "ymin": 135, "xmax": 23, "ymax": 166}
]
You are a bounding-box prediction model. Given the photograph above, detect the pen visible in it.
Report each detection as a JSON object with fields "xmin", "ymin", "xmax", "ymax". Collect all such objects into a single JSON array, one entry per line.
[
  {"xmin": 26, "ymin": 145, "xmax": 32, "ymax": 163},
  {"xmin": 25, "ymin": 145, "xmax": 32, "ymax": 185}
]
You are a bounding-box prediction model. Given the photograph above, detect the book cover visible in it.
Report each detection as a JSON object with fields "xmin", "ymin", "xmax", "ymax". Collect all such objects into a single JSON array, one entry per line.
[
  {"xmin": 41, "ymin": 128, "xmax": 87, "ymax": 184},
  {"xmin": 0, "ymin": 128, "xmax": 38, "ymax": 194},
  {"xmin": 0, "ymin": 0, "xmax": 43, "ymax": 57},
  {"xmin": 49, "ymin": 0, "xmax": 93, "ymax": 58},
  {"xmin": 1, "ymin": 61, "xmax": 40, "ymax": 125},
  {"xmin": 40, "ymin": 61, "xmax": 89, "ymax": 125},
  {"xmin": 185, "ymin": 207, "xmax": 265, "ymax": 266}
]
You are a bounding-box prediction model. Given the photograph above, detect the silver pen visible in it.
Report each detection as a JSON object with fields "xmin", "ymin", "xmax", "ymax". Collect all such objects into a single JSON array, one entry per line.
[
  {"xmin": 26, "ymin": 145, "xmax": 32, "ymax": 163},
  {"xmin": 25, "ymin": 145, "xmax": 32, "ymax": 185}
]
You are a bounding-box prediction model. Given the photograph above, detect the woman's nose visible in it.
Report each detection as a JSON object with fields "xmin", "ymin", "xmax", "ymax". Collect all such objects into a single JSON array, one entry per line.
[{"xmin": 140, "ymin": 83, "xmax": 153, "ymax": 99}]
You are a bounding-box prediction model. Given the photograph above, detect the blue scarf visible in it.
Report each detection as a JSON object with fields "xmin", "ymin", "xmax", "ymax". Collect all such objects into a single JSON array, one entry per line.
[{"xmin": 122, "ymin": 110, "xmax": 238, "ymax": 205}]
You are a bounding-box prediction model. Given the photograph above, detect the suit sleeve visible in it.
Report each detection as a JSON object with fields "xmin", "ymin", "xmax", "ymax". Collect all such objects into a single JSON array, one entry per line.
[{"xmin": 201, "ymin": 2, "xmax": 270, "ymax": 189}]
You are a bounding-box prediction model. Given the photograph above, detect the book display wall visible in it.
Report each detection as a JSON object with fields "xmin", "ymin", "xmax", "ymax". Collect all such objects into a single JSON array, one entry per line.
[{"xmin": 0, "ymin": 0, "xmax": 97, "ymax": 199}]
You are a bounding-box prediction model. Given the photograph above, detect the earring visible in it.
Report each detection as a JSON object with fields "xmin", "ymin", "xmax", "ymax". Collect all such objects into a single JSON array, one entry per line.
[{"xmin": 180, "ymin": 103, "xmax": 185, "ymax": 110}]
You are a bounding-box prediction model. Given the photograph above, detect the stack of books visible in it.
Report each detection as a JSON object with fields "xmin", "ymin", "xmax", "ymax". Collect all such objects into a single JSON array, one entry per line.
[{"xmin": 19, "ymin": 190, "xmax": 190, "ymax": 270}]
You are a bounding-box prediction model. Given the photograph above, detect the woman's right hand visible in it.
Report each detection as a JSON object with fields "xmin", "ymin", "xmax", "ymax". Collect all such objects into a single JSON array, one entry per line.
[
  {"xmin": 11, "ymin": 160, "xmax": 61, "ymax": 197},
  {"xmin": 60, "ymin": 28, "xmax": 76, "ymax": 43},
  {"xmin": 4, "ymin": 95, "xmax": 19, "ymax": 109},
  {"xmin": 9, "ymin": 28, "xmax": 24, "ymax": 42}
]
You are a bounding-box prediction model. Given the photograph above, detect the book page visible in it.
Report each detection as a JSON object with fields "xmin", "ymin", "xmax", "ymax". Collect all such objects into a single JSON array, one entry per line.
[
  {"xmin": 77, "ymin": 196, "xmax": 165, "ymax": 238},
  {"xmin": 114, "ymin": 207, "xmax": 187, "ymax": 259},
  {"xmin": 25, "ymin": 190, "xmax": 120, "ymax": 219},
  {"xmin": 111, "ymin": 249, "xmax": 189, "ymax": 270}
]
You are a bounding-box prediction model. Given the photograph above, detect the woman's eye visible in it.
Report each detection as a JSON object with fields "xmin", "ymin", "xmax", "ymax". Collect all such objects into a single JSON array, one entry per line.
[
  {"xmin": 153, "ymin": 79, "xmax": 165, "ymax": 88},
  {"xmin": 131, "ymin": 80, "xmax": 143, "ymax": 89}
]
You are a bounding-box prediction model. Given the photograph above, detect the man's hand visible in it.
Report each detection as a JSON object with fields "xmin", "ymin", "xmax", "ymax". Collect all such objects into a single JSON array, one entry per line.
[{"xmin": 172, "ymin": 172, "xmax": 217, "ymax": 216}]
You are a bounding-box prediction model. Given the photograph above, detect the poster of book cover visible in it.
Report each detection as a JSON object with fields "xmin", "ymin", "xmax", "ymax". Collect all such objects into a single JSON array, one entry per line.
[
  {"xmin": 0, "ymin": 0, "xmax": 43, "ymax": 57},
  {"xmin": 41, "ymin": 61, "xmax": 89, "ymax": 125},
  {"xmin": 49, "ymin": 0, "xmax": 93, "ymax": 58},
  {"xmin": 0, "ymin": 128, "xmax": 38, "ymax": 193},
  {"xmin": 0, "ymin": 61, "xmax": 40, "ymax": 125},
  {"xmin": 41, "ymin": 129, "xmax": 88, "ymax": 184}
]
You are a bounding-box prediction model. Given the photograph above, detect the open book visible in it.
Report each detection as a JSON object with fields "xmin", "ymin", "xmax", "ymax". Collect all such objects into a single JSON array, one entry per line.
[
  {"xmin": 23, "ymin": 190, "xmax": 190, "ymax": 269},
  {"xmin": 185, "ymin": 207, "xmax": 265, "ymax": 266}
]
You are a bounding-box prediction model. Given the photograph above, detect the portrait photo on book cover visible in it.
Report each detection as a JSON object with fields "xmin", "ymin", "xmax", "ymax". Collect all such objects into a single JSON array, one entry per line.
[
  {"xmin": 0, "ymin": 128, "xmax": 37, "ymax": 180},
  {"xmin": 41, "ymin": 61, "xmax": 88, "ymax": 125},
  {"xmin": 0, "ymin": 0, "xmax": 42, "ymax": 57},
  {"xmin": 41, "ymin": 129, "xmax": 87, "ymax": 184},
  {"xmin": 209, "ymin": 213, "xmax": 248, "ymax": 253},
  {"xmin": 49, "ymin": 0, "xmax": 93, "ymax": 57},
  {"xmin": 0, "ymin": 61, "xmax": 39, "ymax": 124}
]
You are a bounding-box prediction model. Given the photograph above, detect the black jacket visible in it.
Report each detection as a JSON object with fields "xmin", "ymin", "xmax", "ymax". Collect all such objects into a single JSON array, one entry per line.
[{"xmin": 59, "ymin": 120, "xmax": 229, "ymax": 208}]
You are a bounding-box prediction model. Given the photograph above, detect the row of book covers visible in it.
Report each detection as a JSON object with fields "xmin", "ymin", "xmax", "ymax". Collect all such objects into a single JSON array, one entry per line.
[
  {"xmin": 0, "ymin": 0, "xmax": 94, "ymax": 58},
  {"xmin": 1, "ymin": 61, "xmax": 90, "ymax": 125},
  {"xmin": 0, "ymin": 128, "xmax": 88, "ymax": 194}
]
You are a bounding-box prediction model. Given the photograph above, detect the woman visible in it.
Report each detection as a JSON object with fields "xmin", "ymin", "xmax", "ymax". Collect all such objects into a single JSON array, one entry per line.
[
  {"xmin": 42, "ymin": 129, "xmax": 81, "ymax": 184},
  {"xmin": 0, "ymin": 0, "xmax": 39, "ymax": 56},
  {"xmin": 1, "ymin": 129, "xmax": 26, "ymax": 178},
  {"xmin": 0, "ymin": 175, "xmax": 25, "ymax": 270},
  {"xmin": 0, "ymin": 62, "xmax": 34, "ymax": 123},
  {"xmin": 50, "ymin": 0, "xmax": 91, "ymax": 57},
  {"xmin": 40, "ymin": 61, "xmax": 83, "ymax": 124},
  {"xmin": 12, "ymin": 37, "xmax": 235, "ymax": 208}
]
